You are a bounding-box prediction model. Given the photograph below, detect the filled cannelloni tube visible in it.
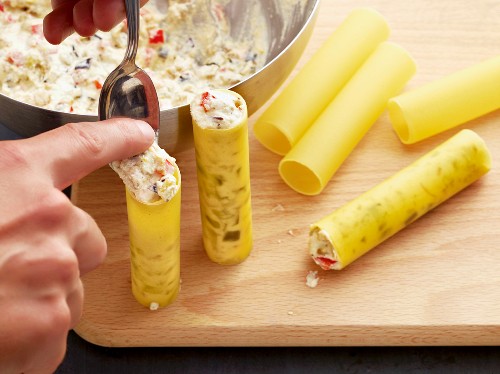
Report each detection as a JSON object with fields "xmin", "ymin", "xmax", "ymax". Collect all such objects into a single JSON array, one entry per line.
[
  {"xmin": 190, "ymin": 89, "xmax": 253, "ymax": 265},
  {"xmin": 309, "ymin": 129, "xmax": 491, "ymax": 270},
  {"xmin": 111, "ymin": 143, "xmax": 181, "ymax": 309}
]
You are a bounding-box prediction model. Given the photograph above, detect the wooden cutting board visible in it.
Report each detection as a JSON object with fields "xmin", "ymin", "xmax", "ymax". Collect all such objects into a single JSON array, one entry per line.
[{"xmin": 72, "ymin": 0, "xmax": 500, "ymax": 347}]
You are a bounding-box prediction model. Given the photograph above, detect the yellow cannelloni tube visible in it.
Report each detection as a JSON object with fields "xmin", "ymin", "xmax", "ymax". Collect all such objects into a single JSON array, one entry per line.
[
  {"xmin": 253, "ymin": 8, "xmax": 390, "ymax": 155},
  {"xmin": 190, "ymin": 89, "xmax": 253, "ymax": 265},
  {"xmin": 388, "ymin": 55, "xmax": 500, "ymax": 144},
  {"xmin": 111, "ymin": 143, "xmax": 182, "ymax": 310},
  {"xmin": 126, "ymin": 164, "xmax": 181, "ymax": 309},
  {"xmin": 309, "ymin": 129, "xmax": 491, "ymax": 271},
  {"xmin": 279, "ymin": 42, "xmax": 416, "ymax": 196}
]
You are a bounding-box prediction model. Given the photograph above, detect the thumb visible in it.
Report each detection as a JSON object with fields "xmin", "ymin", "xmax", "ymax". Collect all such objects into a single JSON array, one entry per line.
[{"xmin": 25, "ymin": 118, "xmax": 155, "ymax": 190}]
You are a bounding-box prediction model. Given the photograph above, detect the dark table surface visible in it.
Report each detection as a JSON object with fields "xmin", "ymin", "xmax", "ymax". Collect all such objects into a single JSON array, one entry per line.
[
  {"xmin": 55, "ymin": 330, "xmax": 500, "ymax": 374},
  {"xmin": 2, "ymin": 124, "xmax": 499, "ymax": 374}
]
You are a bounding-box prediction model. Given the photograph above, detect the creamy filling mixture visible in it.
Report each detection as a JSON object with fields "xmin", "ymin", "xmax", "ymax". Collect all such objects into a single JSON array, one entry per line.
[
  {"xmin": 0, "ymin": 0, "xmax": 267, "ymax": 114},
  {"xmin": 190, "ymin": 90, "xmax": 245, "ymax": 129},
  {"xmin": 110, "ymin": 143, "xmax": 179, "ymax": 204},
  {"xmin": 309, "ymin": 228, "xmax": 343, "ymax": 270}
]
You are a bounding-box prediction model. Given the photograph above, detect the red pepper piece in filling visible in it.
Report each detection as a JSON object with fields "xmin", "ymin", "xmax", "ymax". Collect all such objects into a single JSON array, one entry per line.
[
  {"xmin": 314, "ymin": 256, "xmax": 337, "ymax": 270},
  {"xmin": 149, "ymin": 29, "xmax": 164, "ymax": 44},
  {"xmin": 200, "ymin": 92, "xmax": 215, "ymax": 113},
  {"xmin": 164, "ymin": 159, "xmax": 175, "ymax": 175},
  {"xmin": 94, "ymin": 80, "xmax": 102, "ymax": 89},
  {"xmin": 0, "ymin": 3, "xmax": 5, "ymax": 12},
  {"xmin": 31, "ymin": 24, "xmax": 43, "ymax": 35}
]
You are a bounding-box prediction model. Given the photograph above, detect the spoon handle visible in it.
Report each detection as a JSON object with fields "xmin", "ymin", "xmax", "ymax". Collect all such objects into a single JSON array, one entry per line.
[{"xmin": 124, "ymin": 0, "xmax": 140, "ymax": 63}]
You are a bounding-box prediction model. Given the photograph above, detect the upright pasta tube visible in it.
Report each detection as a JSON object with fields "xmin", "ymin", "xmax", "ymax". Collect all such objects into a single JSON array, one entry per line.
[
  {"xmin": 126, "ymin": 177, "xmax": 181, "ymax": 308},
  {"xmin": 309, "ymin": 129, "xmax": 491, "ymax": 270},
  {"xmin": 111, "ymin": 144, "xmax": 181, "ymax": 309},
  {"xmin": 190, "ymin": 89, "xmax": 253, "ymax": 265}
]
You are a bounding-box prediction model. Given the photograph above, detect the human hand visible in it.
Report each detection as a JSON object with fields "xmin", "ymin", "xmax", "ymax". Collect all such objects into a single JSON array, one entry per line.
[
  {"xmin": 43, "ymin": 0, "xmax": 150, "ymax": 45},
  {"xmin": 0, "ymin": 119, "xmax": 154, "ymax": 373}
]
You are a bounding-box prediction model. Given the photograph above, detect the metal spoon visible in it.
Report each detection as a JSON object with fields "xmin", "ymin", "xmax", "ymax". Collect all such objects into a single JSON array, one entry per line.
[{"xmin": 98, "ymin": 0, "xmax": 159, "ymax": 141}]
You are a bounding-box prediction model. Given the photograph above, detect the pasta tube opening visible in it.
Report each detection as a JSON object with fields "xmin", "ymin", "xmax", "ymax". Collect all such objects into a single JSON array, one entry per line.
[
  {"xmin": 387, "ymin": 99, "xmax": 411, "ymax": 144},
  {"xmin": 279, "ymin": 159, "xmax": 322, "ymax": 196}
]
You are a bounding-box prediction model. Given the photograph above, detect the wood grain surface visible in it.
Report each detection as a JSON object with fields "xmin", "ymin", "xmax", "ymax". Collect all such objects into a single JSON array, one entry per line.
[{"xmin": 72, "ymin": 0, "xmax": 500, "ymax": 347}]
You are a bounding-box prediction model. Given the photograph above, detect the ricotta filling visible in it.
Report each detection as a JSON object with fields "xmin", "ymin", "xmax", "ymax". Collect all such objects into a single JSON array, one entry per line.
[
  {"xmin": 110, "ymin": 143, "xmax": 179, "ymax": 204},
  {"xmin": 190, "ymin": 90, "xmax": 245, "ymax": 129},
  {"xmin": 309, "ymin": 228, "xmax": 343, "ymax": 270}
]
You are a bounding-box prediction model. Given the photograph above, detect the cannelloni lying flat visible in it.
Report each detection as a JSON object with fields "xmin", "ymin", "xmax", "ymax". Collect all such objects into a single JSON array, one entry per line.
[{"xmin": 309, "ymin": 129, "xmax": 491, "ymax": 270}]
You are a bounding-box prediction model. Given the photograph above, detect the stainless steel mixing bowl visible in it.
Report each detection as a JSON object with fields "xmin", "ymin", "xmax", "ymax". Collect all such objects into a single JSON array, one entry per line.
[{"xmin": 0, "ymin": 0, "xmax": 320, "ymax": 152}]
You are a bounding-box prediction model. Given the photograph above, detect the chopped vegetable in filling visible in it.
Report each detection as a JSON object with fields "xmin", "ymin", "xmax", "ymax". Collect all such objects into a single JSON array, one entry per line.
[
  {"xmin": 191, "ymin": 89, "xmax": 246, "ymax": 129},
  {"xmin": 309, "ymin": 228, "xmax": 342, "ymax": 270}
]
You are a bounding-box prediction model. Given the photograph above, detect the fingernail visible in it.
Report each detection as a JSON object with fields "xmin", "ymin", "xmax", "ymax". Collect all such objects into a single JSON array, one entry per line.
[{"xmin": 136, "ymin": 121, "xmax": 155, "ymax": 139}]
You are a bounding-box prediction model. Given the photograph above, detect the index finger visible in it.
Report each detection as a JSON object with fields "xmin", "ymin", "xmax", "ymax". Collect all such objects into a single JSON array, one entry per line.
[{"xmin": 26, "ymin": 118, "xmax": 155, "ymax": 190}]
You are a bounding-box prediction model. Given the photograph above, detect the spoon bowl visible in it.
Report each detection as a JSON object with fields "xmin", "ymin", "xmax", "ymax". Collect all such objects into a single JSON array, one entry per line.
[{"xmin": 98, "ymin": 0, "xmax": 160, "ymax": 137}]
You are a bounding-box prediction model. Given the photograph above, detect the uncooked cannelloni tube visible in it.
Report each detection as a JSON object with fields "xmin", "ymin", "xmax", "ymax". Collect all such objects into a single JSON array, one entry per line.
[
  {"xmin": 111, "ymin": 144, "xmax": 181, "ymax": 309},
  {"xmin": 309, "ymin": 129, "xmax": 491, "ymax": 270},
  {"xmin": 388, "ymin": 55, "xmax": 500, "ymax": 144},
  {"xmin": 190, "ymin": 89, "xmax": 253, "ymax": 265},
  {"xmin": 279, "ymin": 42, "xmax": 416, "ymax": 196},
  {"xmin": 253, "ymin": 8, "xmax": 390, "ymax": 155}
]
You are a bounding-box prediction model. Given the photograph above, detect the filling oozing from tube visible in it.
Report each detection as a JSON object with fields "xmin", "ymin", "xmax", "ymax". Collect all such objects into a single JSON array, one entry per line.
[
  {"xmin": 110, "ymin": 143, "xmax": 179, "ymax": 204},
  {"xmin": 190, "ymin": 90, "xmax": 246, "ymax": 129},
  {"xmin": 309, "ymin": 228, "xmax": 343, "ymax": 270}
]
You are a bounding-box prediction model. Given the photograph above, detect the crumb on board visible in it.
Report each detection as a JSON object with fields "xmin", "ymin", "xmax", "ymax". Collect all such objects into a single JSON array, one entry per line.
[
  {"xmin": 272, "ymin": 204, "xmax": 285, "ymax": 212},
  {"xmin": 287, "ymin": 311, "xmax": 295, "ymax": 316},
  {"xmin": 306, "ymin": 270, "xmax": 319, "ymax": 288},
  {"xmin": 149, "ymin": 302, "xmax": 160, "ymax": 311}
]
